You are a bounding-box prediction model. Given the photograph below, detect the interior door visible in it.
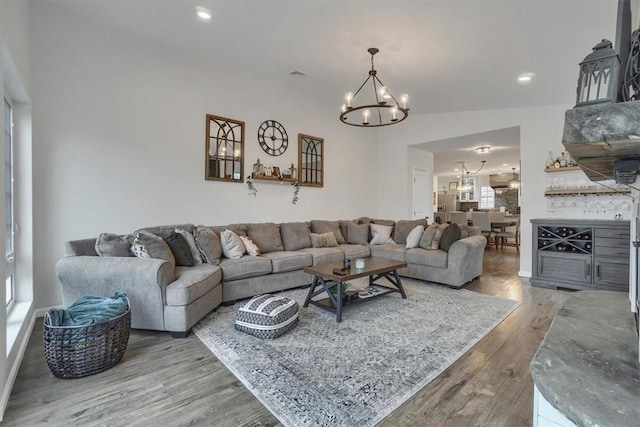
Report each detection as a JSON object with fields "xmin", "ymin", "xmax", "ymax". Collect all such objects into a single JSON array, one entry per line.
[{"xmin": 412, "ymin": 168, "xmax": 430, "ymax": 220}]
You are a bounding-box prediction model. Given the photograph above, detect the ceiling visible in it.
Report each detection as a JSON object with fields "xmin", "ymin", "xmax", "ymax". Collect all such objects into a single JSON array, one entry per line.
[{"xmin": 51, "ymin": 1, "xmax": 623, "ymax": 171}]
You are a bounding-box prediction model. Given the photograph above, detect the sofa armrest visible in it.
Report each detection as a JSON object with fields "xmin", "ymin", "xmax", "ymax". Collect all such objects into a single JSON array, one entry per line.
[
  {"xmin": 447, "ymin": 235, "xmax": 487, "ymax": 270},
  {"xmin": 56, "ymin": 256, "xmax": 174, "ymax": 331}
]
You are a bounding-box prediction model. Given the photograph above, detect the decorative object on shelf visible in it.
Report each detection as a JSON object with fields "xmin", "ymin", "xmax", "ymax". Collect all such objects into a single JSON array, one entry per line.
[
  {"xmin": 339, "ymin": 48, "xmax": 409, "ymax": 127},
  {"xmin": 298, "ymin": 133, "xmax": 324, "ymax": 187},
  {"xmin": 576, "ymin": 39, "xmax": 621, "ymax": 107},
  {"xmin": 292, "ymin": 182, "xmax": 300, "ymax": 204},
  {"xmin": 205, "ymin": 114, "xmax": 244, "ymax": 182},
  {"xmin": 509, "ymin": 167, "xmax": 520, "ymax": 189},
  {"xmin": 258, "ymin": 120, "xmax": 288, "ymax": 156},
  {"xmin": 247, "ymin": 178, "xmax": 258, "ymax": 197},
  {"xmin": 272, "ymin": 166, "xmax": 281, "ymax": 178},
  {"xmin": 448, "ymin": 181, "xmax": 458, "ymax": 190},
  {"xmin": 546, "ymin": 151, "xmax": 555, "ymax": 168},
  {"xmin": 252, "ymin": 158, "xmax": 264, "ymax": 176}
]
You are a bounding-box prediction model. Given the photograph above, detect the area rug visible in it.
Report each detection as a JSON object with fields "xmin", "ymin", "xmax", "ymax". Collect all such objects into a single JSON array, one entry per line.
[{"xmin": 193, "ymin": 279, "xmax": 519, "ymax": 426}]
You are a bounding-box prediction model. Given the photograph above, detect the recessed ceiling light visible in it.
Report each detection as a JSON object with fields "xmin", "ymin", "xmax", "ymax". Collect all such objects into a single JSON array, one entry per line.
[
  {"xmin": 195, "ymin": 6, "xmax": 212, "ymax": 20},
  {"xmin": 518, "ymin": 72, "xmax": 535, "ymax": 83},
  {"xmin": 454, "ymin": 168, "xmax": 459, "ymax": 172},
  {"xmin": 502, "ymin": 163, "xmax": 508, "ymax": 166},
  {"xmin": 475, "ymin": 146, "xmax": 491, "ymax": 154}
]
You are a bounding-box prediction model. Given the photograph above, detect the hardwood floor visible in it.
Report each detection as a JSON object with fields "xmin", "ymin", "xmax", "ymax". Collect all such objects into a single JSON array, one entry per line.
[{"xmin": 2, "ymin": 248, "xmax": 571, "ymax": 426}]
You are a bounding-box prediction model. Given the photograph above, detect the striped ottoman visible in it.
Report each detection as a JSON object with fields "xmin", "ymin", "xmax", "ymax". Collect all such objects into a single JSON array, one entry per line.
[{"xmin": 235, "ymin": 294, "xmax": 299, "ymax": 339}]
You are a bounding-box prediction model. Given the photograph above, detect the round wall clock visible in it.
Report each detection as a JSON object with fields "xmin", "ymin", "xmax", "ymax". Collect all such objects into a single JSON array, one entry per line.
[{"xmin": 258, "ymin": 120, "xmax": 288, "ymax": 156}]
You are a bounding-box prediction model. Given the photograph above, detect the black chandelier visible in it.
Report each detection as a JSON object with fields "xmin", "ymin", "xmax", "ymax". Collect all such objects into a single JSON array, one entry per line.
[{"xmin": 339, "ymin": 48, "xmax": 409, "ymax": 127}]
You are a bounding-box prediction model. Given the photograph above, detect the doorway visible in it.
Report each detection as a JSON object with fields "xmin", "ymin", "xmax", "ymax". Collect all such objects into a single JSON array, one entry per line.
[{"xmin": 412, "ymin": 168, "xmax": 430, "ymax": 221}]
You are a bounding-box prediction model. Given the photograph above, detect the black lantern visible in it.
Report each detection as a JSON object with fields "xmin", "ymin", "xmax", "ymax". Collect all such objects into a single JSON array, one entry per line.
[{"xmin": 576, "ymin": 39, "xmax": 621, "ymax": 107}]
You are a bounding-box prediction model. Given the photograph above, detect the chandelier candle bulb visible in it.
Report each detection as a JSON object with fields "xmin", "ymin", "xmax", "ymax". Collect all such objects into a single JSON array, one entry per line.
[
  {"xmin": 346, "ymin": 92, "xmax": 353, "ymax": 107},
  {"xmin": 391, "ymin": 107, "xmax": 397, "ymax": 121},
  {"xmin": 401, "ymin": 94, "xmax": 408, "ymax": 109},
  {"xmin": 363, "ymin": 109, "xmax": 370, "ymax": 124}
]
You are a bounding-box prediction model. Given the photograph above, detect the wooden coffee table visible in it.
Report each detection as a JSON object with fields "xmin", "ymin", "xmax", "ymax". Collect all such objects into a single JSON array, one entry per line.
[{"xmin": 303, "ymin": 257, "xmax": 407, "ymax": 322}]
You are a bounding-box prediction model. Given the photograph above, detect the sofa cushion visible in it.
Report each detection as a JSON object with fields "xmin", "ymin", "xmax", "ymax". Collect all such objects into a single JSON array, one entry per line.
[
  {"xmin": 246, "ymin": 223, "xmax": 284, "ymax": 254},
  {"xmin": 219, "ymin": 256, "xmax": 272, "ymax": 281},
  {"xmin": 310, "ymin": 232, "xmax": 338, "ymax": 248},
  {"xmin": 164, "ymin": 232, "xmax": 195, "ymax": 267},
  {"xmin": 310, "ymin": 220, "xmax": 345, "ymax": 244},
  {"xmin": 95, "ymin": 233, "xmax": 133, "ymax": 257},
  {"xmin": 297, "ymin": 247, "xmax": 344, "ymax": 266},
  {"xmin": 439, "ymin": 223, "xmax": 462, "ymax": 252},
  {"xmin": 339, "ymin": 221, "xmax": 352, "ymax": 244},
  {"xmin": 405, "ymin": 225, "xmax": 424, "ymax": 249},
  {"xmin": 195, "ymin": 226, "xmax": 223, "ymax": 265},
  {"xmin": 136, "ymin": 224, "xmax": 196, "ymax": 239},
  {"xmin": 240, "ymin": 236, "xmax": 261, "ymax": 256},
  {"xmin": 405, "ymin": 248, "xmax": 448, "ymax": 268},
  {"xmin": 346, "ymin": 222, "xmax": 369, "ymax": 245},
  {"xmin": 166, "ymin": 264, "xmax": 222, "ymax": 306},
  {"xmin": 419, "ymin": 224, "xmax": 439, "ymax": 250},
  {"xmin": 136, "ymin": 230, "xmax": 175, "ymax": 267},
  {"xmin": 394, "ymin": 219, "xmax": 427, "ymax": 244},
  {"xmin": 338, "ymin": 244, "xmax": 371, "ymax": 259},
  {"xmin": 369, "ymin": 224, "xmax": 395, "ymax": 245},
  {"xmin": 260, "ymin": 251, "xmax": 313, "ymax": 273},
  {"xmin": 280, "ymin": 222, "xmax": 312, "ymax": 251},
  {"xmin": 175, "ymin": 228, "xmax": 203, "ymax": 264},
  {"xmin": 370, "ymin": 243, "xmax": 406, "ymax": 262},
  {"xmin": 220, "ymin": 229, "xmax": 246, "ymax": 259}
]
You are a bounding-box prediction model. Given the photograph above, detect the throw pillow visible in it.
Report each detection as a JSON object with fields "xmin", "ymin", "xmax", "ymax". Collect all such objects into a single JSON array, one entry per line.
[
  {"xmin": 280, "ymin": 222, "xmax": 312, "ymax": 251},
  {"xmin": 136, "ymin": 230, "xmax": 175, "ymax": 266},
  {"xmin": 405, "ymin": 225, "xmax": 424, "ymax": 249},
  {"xmin": 175, "ymin": 228, "xmax": 203, "ymax": 263},
  {"xmin": 419, "ymin": 224, "xmax": 439, "ymax": 250},
  {"xmin": 394, "ymin": 219, "xmax": 426, "ymax": 244},
  {"xmin": 95, "ymin": 233, "xmax": 133, "ymax": 257},
  {"xmin": 458, "ymin": 223, "xmax": 469, "ymax": 239},
  {"xmin": 310, "ymin": 220, "xmax": 346, "ymax": 244},
  {"xmin": 369, "ymin": 223, "xmax": 395, "ymax": 245},
  {"xmin": 439, "ymin": 223, "xmax": 462, "ymax": 252},
  {"xmin": 220, "ymin": 229, "xmax": 246, "ymax": 259},
  {"xmin": 430, "ymin": 224, "xmax": 450, "ymax": 250},
  {"xmin": 246, "ymin": 223, "xmax": 284, "ymax": 253},
  {"xmin": 240, "ymin": 235, "xmax": 261, "ymax": 256},
  {"xmin": 310, "ymin": 232, "xmax": 339, "ymax": 248},
  {"xmin": 131, "ymin": 239, "xmax": 150, "ymax": 258},
  {"xmin": 347, "ymin": 222, "xmax": 369, "ymax": 245},
  {"xmin": 164, "ymin": 232, "xmax": 195, "ymax": 267},
  {"xmin": 194, "ymin": 225, "xmax": 223, "ymax": 265}
]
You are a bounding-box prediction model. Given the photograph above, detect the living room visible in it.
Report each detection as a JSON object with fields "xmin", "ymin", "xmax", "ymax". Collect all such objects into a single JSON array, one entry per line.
[{"xmin": 1, "ymin": 0, "xmax": 639, "ymax": 425}]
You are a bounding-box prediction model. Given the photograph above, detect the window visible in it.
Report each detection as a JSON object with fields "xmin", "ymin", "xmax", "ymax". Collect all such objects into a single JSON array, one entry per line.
[
  {"xmin": 479, "ymin": 186, "xmax": 495, "ymax": 210},
  {"xmin": 4, "ymin": 96, "xmax": 15, "ymax": 309}
]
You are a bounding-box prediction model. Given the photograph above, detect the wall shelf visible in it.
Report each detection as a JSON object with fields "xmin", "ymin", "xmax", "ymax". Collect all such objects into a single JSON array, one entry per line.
[
  {"xmin": 544, "ymin": 166, "xmax": 582, "ymax": 173},
  {"xmin": 251, "ymin": 174, "xmax": 297, "ymax": 183},
  {"xmin": 544, "ymin": 188, "xmax": 631, "ymax": 197}
]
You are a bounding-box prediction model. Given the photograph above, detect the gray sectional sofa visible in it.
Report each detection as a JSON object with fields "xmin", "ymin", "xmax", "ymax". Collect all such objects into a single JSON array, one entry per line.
[{"xmin": 56, "ymin": 218, "xmax": 486, "ymax": 337}]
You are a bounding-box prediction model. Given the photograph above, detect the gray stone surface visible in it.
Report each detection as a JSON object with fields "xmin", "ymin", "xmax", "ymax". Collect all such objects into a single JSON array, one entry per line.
[
  {"xmin": 530, "ymin": 291, "xmax": 639, "ymax": 427},
  {"xmin": 563, "ymin": 100, "xmax": 640, "ymax": 143}
]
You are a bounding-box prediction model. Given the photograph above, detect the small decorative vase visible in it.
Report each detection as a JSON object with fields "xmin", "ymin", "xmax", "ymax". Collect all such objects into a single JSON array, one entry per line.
[
  {"xmin": 560, "ymin": 152, "xmax": 568, "ymax": 167},
  {"xmin": 546, "ymin": 151, "xmax": 554, "ymax": 168}
]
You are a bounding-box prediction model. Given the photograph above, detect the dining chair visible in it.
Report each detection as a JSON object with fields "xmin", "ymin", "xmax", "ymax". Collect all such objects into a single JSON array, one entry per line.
[
  {"xmin": 495, "ymin": 217, "xmax": 520, "ymax": 252},
  {"xmin": 471, "ymin": 212, "xmax": 496, "ymax": 248},
  {"xmin": 489, "ymin": 211, "xmax": 506, "ymax": 232},
  {"xmin": 449, "ymin": 211, "xmax": 468, "ymax": 226}
]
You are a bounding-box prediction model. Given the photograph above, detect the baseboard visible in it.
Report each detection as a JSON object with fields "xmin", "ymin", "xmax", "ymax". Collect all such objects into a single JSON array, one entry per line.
[
  {"xmin": 519, "ymin": 270, "xmax": 532, "ymax": 278},
  {"xmin": 0, "ymin": 309, "xmax": 36, "ymax": 421}
]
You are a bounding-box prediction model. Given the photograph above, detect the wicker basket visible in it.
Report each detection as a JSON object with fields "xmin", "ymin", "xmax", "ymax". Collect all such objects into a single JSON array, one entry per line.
[{"xmin": 43, "ymin": 298, "xmax": 131, "ymax": 379}]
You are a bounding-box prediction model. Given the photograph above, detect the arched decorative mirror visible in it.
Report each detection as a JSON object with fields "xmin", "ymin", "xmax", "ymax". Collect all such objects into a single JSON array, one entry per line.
[
  {"xmin": 205, "ymin": 114, "xmax": 244, "ymax": 182},
  {"xmin": 298, "ymin": 134, "xmax": 324, "ymax": 187}
]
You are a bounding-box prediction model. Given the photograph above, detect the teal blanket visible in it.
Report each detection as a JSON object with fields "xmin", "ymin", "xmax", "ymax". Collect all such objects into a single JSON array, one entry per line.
[{"xmin": 46, "ymin": 292, "xmax": 128, "ymax": 327}]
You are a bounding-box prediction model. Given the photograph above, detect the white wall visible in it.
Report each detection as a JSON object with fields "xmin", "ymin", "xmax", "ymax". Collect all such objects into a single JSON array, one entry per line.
[
  {"xmin": 376, "ymin": 105, "xmax": 573, "ymax": 277},
  {"xmin": 30, "ymin": 4, "xmax": 380, "ymax": 310}
]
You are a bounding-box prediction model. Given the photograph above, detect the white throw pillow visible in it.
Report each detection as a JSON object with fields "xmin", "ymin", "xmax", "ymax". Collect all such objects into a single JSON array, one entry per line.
[
  {"xmin": 369, "ymin": 223, "xmax": 395, "ymax": 245},
  {"xmin": 175, "ymin": 228, "xmax": 203, "ymax": 263},
  {"xmin": 240, "ymin": 235, "xmax": 261, "ymax": 256},
  {"xmin": 405, "ymin": 225, "xmax": 424, "ymax": 249},
  {"xmin": 220, "ymin": 229, "xmax": 246, "ymax": 259}
]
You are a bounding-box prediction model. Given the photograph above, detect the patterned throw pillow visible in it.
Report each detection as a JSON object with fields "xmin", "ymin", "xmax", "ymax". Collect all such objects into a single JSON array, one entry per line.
[
  {"xmin": 220, "ymin": 229, "xmax": 246, "ymax": 259},
  {"xmin": 369, "ymin": 224, "xmax": 395, "ymax": 245},
  {"xmin": 131, "ymin": 239, "xmax": 150, "ymax": 258},
  {"xmin": 419, "ymin": 224, "xmax": 439, "ymax": 250},
  {"xmin": 175, "ymin": 228, "xmax": 203, "ymax": 263},
  {"xmin": 405, "ymin": 225, "xmax": 424, "ymax": 249},
  {"xmin": 134, "ymin": 230, "xmax": 175, "ymax": 267},
  {"xmin": 95, "ymin": 233, "xmax": 134, "ymax": 257},
  {"xmin": 310, "ymin": 232, "xmax": 339, "ymax": 248},
  {"xmin": 240, "ymin": 235, "xmax": 261, "ymax": 256},
  {"xmin": 430, "ymin": 224, "xmax": 450, "ymax": 250}
]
